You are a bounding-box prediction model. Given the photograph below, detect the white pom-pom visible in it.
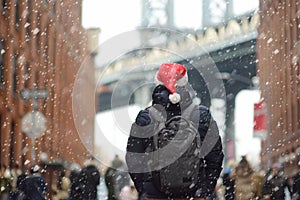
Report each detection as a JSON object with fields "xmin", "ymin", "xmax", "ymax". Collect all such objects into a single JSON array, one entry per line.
[{"xmin": 169, "ymin": 93, "xmax": 181, "ymax": 104}]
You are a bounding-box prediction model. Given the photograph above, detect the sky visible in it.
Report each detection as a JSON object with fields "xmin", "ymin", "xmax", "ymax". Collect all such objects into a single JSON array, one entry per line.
[
  {"xmin": 82, "ymin": 0, "xmax": 259, "ymax": 43},
  {"xmin": 82, "ymin": 0, "xmax": 141, "ymax": 43},
  {"xmin": 83, "ymin": 0, "xmax": 261, "ymax": 166}
]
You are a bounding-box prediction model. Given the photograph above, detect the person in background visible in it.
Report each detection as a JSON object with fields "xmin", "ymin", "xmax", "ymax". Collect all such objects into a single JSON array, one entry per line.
[
  {"xmin": 105, "ymin": 155, "xmax": 130, "ymax": 200},
  {"xmin": 262, "ymin": 162, "xmax": 291, "ymax": 200},
  {"xmin": 113, "ymin": 159, "xmax": 130, "ymax": 199},
  {"xmin": 292, "ymin": 161, "xmax": 300, "ymax": 200},
  {"xmin": 231, "ymin": 156, "xmax": 263, "ymax": 200},
  {"xmin": 10, "ymin": 164, "xmax": 22, "ymax": 193},
  {"xmin": 11, "ymin": 171, "xmax": 27, "ymax": 200},
  {"xmin": 105, "ymin": 165, "xmax": 117, "ymax": 200},
  {"xmin": 79, "ymin": 159, "xmax": 101, "ymax": 200},
  {"xmin": 9, "ymin": 165, "xmax": 26, "ymax": 200},
  {"xmin": 0, "ymin": 164, "xmax": 13, "ymax": 200},
  {"xmin": 254, "ymin": 169, "xmax": 265, "ymax": 199},
  {"xmin": 22, "ymin": 165, "xmax": 48, "ymax": 200},
  {"xmin": 52, "ymin": 168, "xmax": 71, "ymax": 200},
  {"xmin": 222, "ymin": 159, "xmax": 236, "ymax": 200},
  {"xmin": 67, "ymin": 163, "xmax": 81, "ymax": 200},
  {"xmin": 119, "ymin": 180, "xmax": 138, "ymax": 200}
]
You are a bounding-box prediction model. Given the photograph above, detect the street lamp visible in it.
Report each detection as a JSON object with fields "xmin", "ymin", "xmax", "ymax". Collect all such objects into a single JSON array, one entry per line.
[{"xmin": 21, "ymin": 87, "xmax": 48, "ymax": 163}]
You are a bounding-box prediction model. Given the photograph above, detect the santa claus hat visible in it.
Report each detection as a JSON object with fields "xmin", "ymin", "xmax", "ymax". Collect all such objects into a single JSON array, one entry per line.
[{"xmin": 155, "ymin": 63, "xmax": 188, "ymax": 104}]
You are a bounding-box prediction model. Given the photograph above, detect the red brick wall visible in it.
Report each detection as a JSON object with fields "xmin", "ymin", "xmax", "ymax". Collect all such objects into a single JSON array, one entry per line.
[
  {"xmin": 257, "ymin": 0, "xmax": 300, "ymax": 171},
  {"xmin": 0, "ymin": 0, "xmax": 94, "ymax": 170}
]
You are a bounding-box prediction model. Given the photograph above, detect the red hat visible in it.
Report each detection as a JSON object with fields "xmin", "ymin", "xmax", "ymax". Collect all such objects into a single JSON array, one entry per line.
[{"xmin": 155, "ymin": 63, "xmax": 188, "ymax": 104}]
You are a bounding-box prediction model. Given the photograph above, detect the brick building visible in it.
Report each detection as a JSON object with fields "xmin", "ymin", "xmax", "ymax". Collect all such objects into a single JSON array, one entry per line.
[
  {"xmin": 257, "ymin": 0, "xmax": 300, "ymax": 174},
  {"xmin": 0, "ymin": 0, "xmax": 95, "ymax": 181}
]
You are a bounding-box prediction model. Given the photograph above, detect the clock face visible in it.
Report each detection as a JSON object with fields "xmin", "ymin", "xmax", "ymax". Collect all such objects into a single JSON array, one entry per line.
[{"xmin": 209, "ymin": 0, "xmax": 227, "ymax": 24}]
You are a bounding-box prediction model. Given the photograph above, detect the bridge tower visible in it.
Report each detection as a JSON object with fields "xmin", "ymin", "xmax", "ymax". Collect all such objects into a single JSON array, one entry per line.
[
  {"xmin": 202, "ymin": 0, "xmax": 233, "ymax": 27},
  {"xmin": 141, "ymin": 0, "xmax": 174, "ymax": 27},
  {"xmin": 142, "ymin": 0, "xmax": 234, "ymax": 29}
]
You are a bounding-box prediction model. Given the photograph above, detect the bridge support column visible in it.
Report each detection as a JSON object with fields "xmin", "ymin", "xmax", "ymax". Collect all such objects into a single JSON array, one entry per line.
[
  {"xmin": 224, "ymin": 100, "xmax": 236, "ymax": 166},
  {"xmin": 134, "ymin": 85, "xmax": 152, "ymax": 108}
]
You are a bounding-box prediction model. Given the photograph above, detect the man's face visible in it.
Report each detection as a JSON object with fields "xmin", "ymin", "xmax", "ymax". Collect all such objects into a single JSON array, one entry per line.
[
  {"xmin": 153, "ymin": 89, "xmax": 170, "ymax": 107},
  {"xmin": 272, "ymin": 167, "xmax": 279, "ymax": 175}
]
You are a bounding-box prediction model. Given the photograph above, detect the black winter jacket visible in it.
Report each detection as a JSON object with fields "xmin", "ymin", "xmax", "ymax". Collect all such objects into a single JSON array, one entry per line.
[
  {"xmin": 293, "ymin": 171, "xmax": 300, "ymax": 198},
  {"xmin": 126, "ymin": 85, "xmax": 224, "ymax": 199},
  {"xmin": 23, "ymin": 174, "xmax": 48, "ymax": 200},
  {"xmin": 262, "ymin": 172, "xmax": 291, "ymax": 200},
  {"xmin": 78, "ymin": 165, "xmax": 101, "ymax": 200}
]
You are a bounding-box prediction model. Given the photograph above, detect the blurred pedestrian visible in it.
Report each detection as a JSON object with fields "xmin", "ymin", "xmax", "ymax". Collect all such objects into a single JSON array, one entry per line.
[
  {"xmin": 119, "ymin": 180, "xmax": 138, "ymax": 200},
  {"xmin": 0, "ymin": 164, "xmax": 13, "ymax": 200},
  {"xmin": 9, "ymin": 166, "xmax": 26, "ymax": 200},
  {"xmin": 114, "ymin": 161, "xmax": 130, "ymax": 199},
  {"xmin": 231, "ymin": 156, "xmax": 263, "ymax": 200},
  {"xmin": 105, "ymin": 155, "xmax": 130, "ymax": 200},
  {"xmin": 22, "ymin": 165, "xmax": 48, "ymax": 200},
  {"xmin": 253, "ymin": 169, "xmax": 265, "ymax": 199},
  {"xmin": 262, "ymin": 162, "xmax": 291, "ymax": 200},
  {"xmin": 67, "ymin": 163, "xmax": 81, "ymax": 200},
  {"xmin": 79, "ymin": 159, "xmax": 101, "ymax": 200},
  {"xmin": 222, "ymin": 159, "xmax": 236, "ymax": 200},
  {"xmin": 292, "ymin": 161, "xmax": 300, "ymax": 200},
  {"xmin": 105, "ymin": 165, "xmax": 117, "ymax": 200},
  {"xmin": 10, "ymin": 164, "xmax": 22, "ymax": 193},
  {"xmin": 52, "ymin": 168, "xmax": 70, "ymax": 200}
]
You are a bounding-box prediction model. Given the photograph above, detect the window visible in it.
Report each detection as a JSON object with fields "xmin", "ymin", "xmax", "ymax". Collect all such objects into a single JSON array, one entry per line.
[
  {"xmin": 12, "ymin": 52, "xmax": 17, "ymax": 95},
  {"xmin": 0, "ymin": 115, "xmax": 2, "ymax": 163},
  {"xmin": 0, "ymin": 40, "xmax": 4, "ymax": 86},
  {"xmin": 24, "ymin": 63, "xmax": 30, "ymax": 88},
  {"xmin": 15, "ymin": 0, "xmax": 20, "ymax": 28},
  {"xmin": 9, "ymin": 121, "xmax": 15, "ymax": 168},
  {"xmin": 35, "ymin": 71, "xmax": 39, "ymax": 86},
  {"xmin": 1, "ymin": 0, "xmax": 7, "ymax": 13},
  {"xmin": 25, "ymin": 1, "xmax": 31, "ymax": 41},
  {"xmin": 36, "ymin": 14, "xmax": 41, "ymax": 54}
]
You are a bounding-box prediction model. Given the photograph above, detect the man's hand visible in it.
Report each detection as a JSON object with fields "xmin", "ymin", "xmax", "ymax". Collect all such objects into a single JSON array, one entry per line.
[
  {"xmin": 135, "ymin": 110, "xmax": 151, "ymax": 126},
  {"xmin": 152, "ymin": 89, "xmax": 170, "ymax": 107}
]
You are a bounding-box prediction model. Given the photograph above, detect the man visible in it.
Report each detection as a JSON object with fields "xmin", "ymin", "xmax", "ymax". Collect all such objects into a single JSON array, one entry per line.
[
  {"xmin": 222, "ymin": 160, "xmax": 236, "ymax": 200},
  {"xmin": 262, "ymin": 163, "xmax": 291, "ymax": 200},
  {"xmin": 105, "ymin": 155, "xmax": 130, "ymax": 200},
  {"xmin": 0, "ymin": 164, "xmax": 12, "ymax": 200},
  {"xmin": 68, "ymin": 163, "xmax": 82, "ymax": 200},
  {"xmin": 23, "ymin": 165, "xmax": 48, "ymax": 200},
  {"xmin": 79, "ymin": 160, "xmax": 101, "ymax": 200},
  {"xmin": 126, "ymin": 63, "xmax": 224, "ymax": 200},
  {"xmin": 292, "ymin": 161, "xmax": 300, "ymax": 199}
]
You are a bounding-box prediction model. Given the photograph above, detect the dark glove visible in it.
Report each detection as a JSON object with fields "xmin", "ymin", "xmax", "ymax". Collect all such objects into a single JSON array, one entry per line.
[
  {"xmin": 135, "ymin": 110, "xmax": 151, "ymax": 126},
  {"xmin": 152, "ymin": 89, "xmax": 170, "ymax": 107}
]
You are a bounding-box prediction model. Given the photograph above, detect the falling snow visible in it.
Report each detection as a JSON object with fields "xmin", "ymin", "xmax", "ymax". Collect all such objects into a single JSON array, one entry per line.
[
  {"xmin": 0, "ymin": 1, "xmax": 299, "ymax": 200},
  {"xmin": 32, "ymin": 28, "xmax": 40, "ymax": 35}
]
